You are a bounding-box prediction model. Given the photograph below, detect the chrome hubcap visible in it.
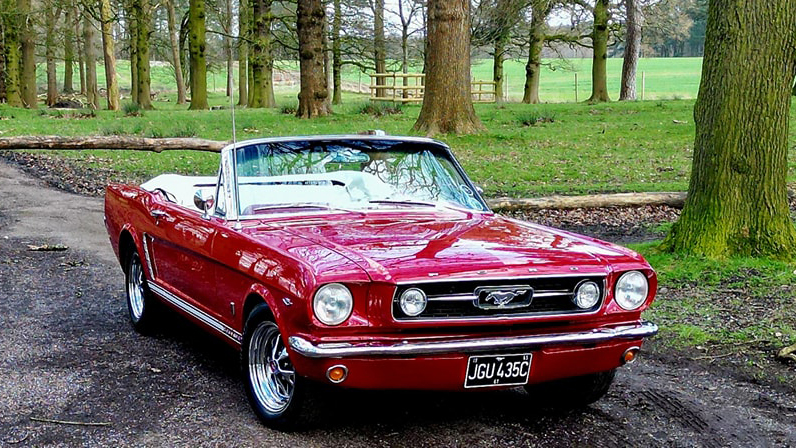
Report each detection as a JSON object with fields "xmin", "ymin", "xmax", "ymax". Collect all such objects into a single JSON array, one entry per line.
[
  {"xmin": 248, "ymin": 322, "xmax": 296, "ymax": 414},
  {"xmin": 127, "ymin": 255, "xmax": 145, "ymax": 321}
]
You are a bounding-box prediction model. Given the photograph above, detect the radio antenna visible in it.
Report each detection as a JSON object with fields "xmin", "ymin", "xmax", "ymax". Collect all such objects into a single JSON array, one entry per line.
[{"xmin": 230, "ymin": 79, "xmax": 242, "ymax": 230}]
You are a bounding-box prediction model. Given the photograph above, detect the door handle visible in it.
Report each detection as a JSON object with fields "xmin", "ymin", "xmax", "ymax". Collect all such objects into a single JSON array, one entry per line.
[{"xmin": 150, "ymin": 209, "xmax": 170, "ymax": 220}]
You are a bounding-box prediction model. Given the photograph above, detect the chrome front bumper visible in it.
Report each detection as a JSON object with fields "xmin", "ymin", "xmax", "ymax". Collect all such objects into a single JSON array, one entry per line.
[{"xmin": 288, "ymin": 321, "xmax": 658, "ymax": 359}]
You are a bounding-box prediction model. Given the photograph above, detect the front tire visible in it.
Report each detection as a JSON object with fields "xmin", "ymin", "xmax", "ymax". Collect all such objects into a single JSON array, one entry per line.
[
  {"xmin": 242, "ymin": 304, "xmax": 307, "ymax": 431},
  {"xmin": 125, "ymin": 250, "xmax": 158, "ymax": 333},
  {"xmin": 524, "ymin": 369, "xmax": 616, "ymax": 408}
]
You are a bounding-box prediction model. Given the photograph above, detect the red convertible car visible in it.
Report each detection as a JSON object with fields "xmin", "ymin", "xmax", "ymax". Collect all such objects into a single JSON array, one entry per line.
[{"xmin": 104, "ymin": 135, "xmax": 658, "ymax": 430}]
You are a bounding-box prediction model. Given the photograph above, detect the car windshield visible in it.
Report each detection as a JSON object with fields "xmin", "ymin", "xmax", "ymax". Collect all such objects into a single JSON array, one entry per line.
[{"xmin": 233, "ymin": 139, "xmax": 487, "ymax": 215}]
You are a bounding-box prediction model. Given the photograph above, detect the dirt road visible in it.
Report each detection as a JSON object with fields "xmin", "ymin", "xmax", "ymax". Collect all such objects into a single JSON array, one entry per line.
[{"xmin": 1, "ymin": 160, "xmax": 794, "ymax": 447}]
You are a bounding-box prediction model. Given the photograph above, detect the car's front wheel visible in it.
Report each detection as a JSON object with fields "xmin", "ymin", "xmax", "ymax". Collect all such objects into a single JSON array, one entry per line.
[
  {"xmin": 125, "ymin": 250, "xmax": 158, "ymax": 333},
  {"xmin": 242, "ymin": 304, "xmax": 308, "ymax": 431},
  {"xmin": 524, "ymin": 369, "xmax": 616, "ymax": 408}
]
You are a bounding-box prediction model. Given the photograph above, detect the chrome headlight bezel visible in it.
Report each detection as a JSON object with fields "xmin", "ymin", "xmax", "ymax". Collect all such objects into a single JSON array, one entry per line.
[
  {"xmin": 615, "ymin": 271, "xmax": 649, "ymax": 310},
  {"xmin": 573, "ymin": 280, "xmax": 601, "ymax": 309},
  {"xmin": 313, "ymin": 283, "xmax": 354, "ymax": 326},
  {"xmin": 399, "ymin": 287, "xmax": 428, "ymax": 317}
]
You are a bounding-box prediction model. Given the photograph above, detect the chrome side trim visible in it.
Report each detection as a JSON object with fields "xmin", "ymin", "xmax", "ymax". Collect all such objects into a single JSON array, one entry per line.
[
  {"xmin": 396, "ymin": 273, "xmax": 607, "ymax": 285},
  {"xmin": 288, "ymin": 321, "xmax": 659, "ymax": 358},
  {"xmin": 141, "ymin": 233, "xmax": 155, "ymax": 279},
  {"xmin": 148, "ymin": 282, "xmax": 243, "ymax": 345}
]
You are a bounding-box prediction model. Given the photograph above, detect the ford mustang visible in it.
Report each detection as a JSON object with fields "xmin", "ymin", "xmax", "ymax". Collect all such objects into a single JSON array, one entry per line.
[{"xmin": 104, "ymin": 135, "xmax": 658, "ymax": 430}]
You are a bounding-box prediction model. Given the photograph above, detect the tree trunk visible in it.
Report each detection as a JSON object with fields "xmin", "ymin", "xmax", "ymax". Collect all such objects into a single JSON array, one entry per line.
[
  {"xmin": 188, "ymin": 0, "xmax": 209, "ymax": 109},
  {"xmin": 374, "ymin": 0, "xmax": 386, "ymax": 98},
  {"xmin": 296, "ymin": 0, "xmax": 330, "ymax": 118},
  {"xmin": 619, "ymin": 0, "xmax": 641, "ymax": 101},
  {"xmin": 63, "ymin": 7, "xmax": 74, "ymax": 93},
  {"xmin": 250, "ymin": 0, "xmax": 275, "ymax": 108},
  {"xmin": 45, "ymin": 7, "xmax": 61, "ymax": 107},
  {"xmin": 331, "ymin": 0, "xmax": 342, "ymax": 104},
  {"xmin": 493, "ymin": 36, "xmax": 506, "ymax": 103},
  {"xmin": 19, "ymin": 0, "xmax": 37, "ymax": 109},
  {"xmin": 166, "ymin": 0, "xmax": 187, "ymax": 104},
  {"xmin": 412, "ymin": 0, "xmax": 484, "ymax": 136},
  {"xmin": 100, "ymin": 0, "xmax": 120, "ymax": 110},
  {"xmin": 523, "ymin": 0, "xmax": 550, "ymax": 104},
  {"xmin": 0, "ymin": 22, "xmax": 5, "ymax": 103},
  {"xmin": 224, "ymin": 0, "xmax": 233, "ymax": 97},
  {"xmin": 661, "ymin": 0, "xmax": 796, "ymax": 258},
  {"xmin": 83, "ymin": 12, "xmax": 99, "ymax": 109},
  {"xmin": 2, "ymin": 0, "xmax": 23, "ymax": 107},
  {"xmin": 129, "ymin": 8, "xmax": 138, "ymax": 103},
  {"xmin": 588, "ymin": 0, "xmax": 610, "ymax": 103},
  {"xmin": 135, "ymin": 0, "xmax": 153, "ymax": 109},
  {"xmin": 237, "ymin": 0, "xmax": 248, "ymax": 106}
]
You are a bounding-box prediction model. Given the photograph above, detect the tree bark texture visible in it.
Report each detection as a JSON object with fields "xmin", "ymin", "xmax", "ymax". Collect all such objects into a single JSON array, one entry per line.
[
  {"xmin": 224, "ymin": 0, "xmax": 233, "ymax": 97},
  {"xmin": 662, "ymin": 0, "xmax": 796, "ymax": 258},
  {"xmin": 0, "ymin": 23, "xmax": 4, "ymax": 102},
  {"xmin": 78, "ymin": 31, "xmax": 86, "ymax": 95},
  {"xmin": 2, "ymin": 0, "xmax": 23, "ymax": 107},
  {"xmin": 0, "ymin": 136, "xmax": 227, "ymax": 152},
  {"xmin": 134, "ymin": 0, "xmax": 153, "ymax": 109},
  {"xmin": 83, "ymin": 13, "xmax": 99, "ymax": 109},
  {"xmin": 237, "ymin": 0, "xmax": 248, "ymax": 106},
  {"xmin": 100, "ymin": 0, "xmax": 120, "ymax": 110},
  {"xmin": 620, "ymin": 0, "xmax": 641, "ymax": 101},
  {"xmin": 331, "ymin": 0, "xmax": 342, "ymax": 104},
  {"xmin": 493, "ymin": 36, "xmax": 506, "ymax": 103},
  {"xmin": 45, "ymin": 6, "xmax": 60, "ymax": 107},
  {"xmin": 412, "ymin": 0, "xmax": 484, "ymax": 136},
  {"xmin": 166, "ymin": 0, "xmax": 187, "ymax": 104},
  {"xmin": 250, "ymin": 0, "xmax": 275, "ymax": 108},
  {"xmin": 63, "ymin": 7, "xmax": 74, "ymax": 93},
  {"xmin": 19, "ymin": 0, "xmax": 37, "ymax": 108},
  {"xmin": 522, "ymin": 1, "xmax": 549, "ymax": 104},
  {"xmin": 588, "ymin": 0, "xmax": 610, "ymax": 103},
  {"xmin": 188, "ymin": 0, "xmax": 209, "ymax": 109},
  {"xmin": 129, "ymin": 7, "xmax": 138, "ymax": 103},
  {"xmin": 374, "ymin": 0, "xmax": 386, "ymax": 97},
  {"xmin": 296, "ymin": 0, "xmax": 330, "ymax": 118}
]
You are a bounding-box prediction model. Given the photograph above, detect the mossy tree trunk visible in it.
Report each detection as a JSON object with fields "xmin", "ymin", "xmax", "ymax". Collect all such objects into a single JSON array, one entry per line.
[
  {"xmin": 296, "ymin": 0, "xmax": 330, "ymax": 118},
  {"xmin": 63, "ymin": 6, "xmax": 74, "ymax": 93},
  {"xmin": 374, "ymin": 0, "xmax": 386, "ymax": 98},
  {"xmin": 250, "ymin": 0, "xmax": 275, "ymax": 108},
  {"xmin": 331, "ymin": 0, "xmax": 341, "ymax": 104},
  {"xmin": 0, "ymin": 21, "xmax": 4, "ymax": 102},
  {"xmin": 619, "ymin": 0, "xmax": 641, "ymax": 101},
  {"xmin": 2, "ymin": 0, "xmax": 23, "ymax": 107},
  {"xmin": 83, "ymin": 12, "xmax": 99, "ymax": 109},
  {"xmin": 188, "ymin": 0, "xmax": 208, "ymax": 109},
  {"xmin": 134, "ymin": 0, "xmax": 153, "ymax": 109},
  {"xmin": 19, "ymin": 0, "xmax": 37, "ymax": 109},
  {"xmin": 100, "ymin": 0, "xmax": 120, "ymax": 110},
  {"xmin": 237, "ymin": 0, "xmax": 248, "ymax": 106},
  {"xmin": 129, "ymin": 7, "xmax": 138, "ymax": 104},
  {"xmin": 412, "ymin": 0, "xmax": 484, "ymax": 136},
  {"xmin": 661, "ymin": 0, "xmax": 796, "ymax": 258},
  {"xmin": 166, "ymin": 0, "xmax": 187, "ymax": 104},
  {"xmin": 522, "ymin": 0, "xmax": 550, "ymax": 104},
  {"xmin": 45, "ymin": 6, "xmax": 61, "ymax": 107},
  {"xmin": 587, "ymin": 0, "xmax": 610, "ymax": 103},
  {"xmin": 493, "ymin": 34, "xmax": 506, "ymax": 103}
]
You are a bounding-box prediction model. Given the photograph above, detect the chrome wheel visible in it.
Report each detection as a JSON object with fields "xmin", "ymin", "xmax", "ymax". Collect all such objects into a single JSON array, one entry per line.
[
  {"xmin": 248, "ymin": 321, "xmax": 296, "ymax": 414},
  {"xmin": 126, "ymin": 254, "xmax": 145, "ymax": 322}
]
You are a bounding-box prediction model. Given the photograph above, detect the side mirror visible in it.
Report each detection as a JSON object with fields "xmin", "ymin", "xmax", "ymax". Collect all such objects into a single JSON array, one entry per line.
[{"xmin": 194, "ymin": 190, "xmax": 215, "ymax": 211}]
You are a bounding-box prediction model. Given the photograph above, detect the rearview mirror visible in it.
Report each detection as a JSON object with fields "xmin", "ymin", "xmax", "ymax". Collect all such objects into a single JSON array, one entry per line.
[{"xmin": 194, "ymin": 190, "xmax": 215, "ymax": 211}]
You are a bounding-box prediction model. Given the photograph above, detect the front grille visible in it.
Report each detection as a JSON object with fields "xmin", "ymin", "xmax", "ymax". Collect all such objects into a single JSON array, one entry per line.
[{"xmin": 392, "ymin": 275, "xmax": 606, "ymax": 321}]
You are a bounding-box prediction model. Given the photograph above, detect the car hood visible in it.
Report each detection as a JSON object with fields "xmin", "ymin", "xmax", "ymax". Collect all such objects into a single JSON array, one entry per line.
[{"xmin": 252, "ymin": 210, "xmax": 643, "ymax": 284}]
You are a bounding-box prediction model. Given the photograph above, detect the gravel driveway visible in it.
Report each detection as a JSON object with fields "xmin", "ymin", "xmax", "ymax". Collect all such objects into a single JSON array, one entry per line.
[{"xmin": 1, "ymin": 160, "xmax": 794, "ymax": 447}]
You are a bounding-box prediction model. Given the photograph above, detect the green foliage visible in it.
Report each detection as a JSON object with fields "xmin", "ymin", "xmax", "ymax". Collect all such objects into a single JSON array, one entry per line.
[
  {"xmin": 515, "ymin": 110, "xmax": 556, "ymax": 127},
  {"xmin": 279, "ymin": 104, "xmax": 298, "ymax": 115},
  {"xmin": 123, "ymin": 102, "xmax": 143, "ymax": 117},
  {"xmin": 357, "ymin": 101, "xmax": 403, "ymax": 117}
]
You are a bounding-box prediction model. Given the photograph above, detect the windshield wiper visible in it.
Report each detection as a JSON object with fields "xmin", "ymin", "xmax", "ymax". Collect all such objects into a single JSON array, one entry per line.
[{"xmin": 368, "ymin": 199, "xmax": 438, "ymax": 207}]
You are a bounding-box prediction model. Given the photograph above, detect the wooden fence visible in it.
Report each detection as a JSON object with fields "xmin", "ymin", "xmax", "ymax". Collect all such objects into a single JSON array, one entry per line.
[{"xmin": 369, "ymin": 73, "xmax": 496, "ymax": 104}]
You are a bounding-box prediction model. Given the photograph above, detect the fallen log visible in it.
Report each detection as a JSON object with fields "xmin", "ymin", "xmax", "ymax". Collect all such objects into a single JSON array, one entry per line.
[
  {"xmin": 0, "ymin": 136, "xmax": 227, "ymax": 153},
  {"xmin": 487, "ymin": 192, "xmax": 688, "ymax": 211}
]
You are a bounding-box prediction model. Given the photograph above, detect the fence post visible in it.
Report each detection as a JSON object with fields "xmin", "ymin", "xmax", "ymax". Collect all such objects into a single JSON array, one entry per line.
[{"xmin": 574, "ymin": 73, "xmax": 578, "ymax": 102}]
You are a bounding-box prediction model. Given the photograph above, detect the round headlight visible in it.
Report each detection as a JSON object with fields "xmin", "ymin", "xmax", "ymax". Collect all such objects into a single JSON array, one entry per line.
[
  {"xmin": 399, "ymin": 288, "xmax": 427, "ymax": 317},
  {"xmin": 573, "ymin": 281, "xmax": 601, "ymax": 309},
  {"xmin": 615, "ymin": 271, "xmax": 649, "ymax": 310},
  {"xmin": 313, "ymin": 283, "xmax": 353, "ymax": 326}
]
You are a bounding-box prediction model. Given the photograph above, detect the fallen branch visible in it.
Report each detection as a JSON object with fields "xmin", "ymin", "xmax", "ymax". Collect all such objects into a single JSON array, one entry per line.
[
  {"xmin": 778, "ymin": 343, "xmax": 796, "ymax": 362},
  {"xmin": 0, "ymin": 136, "xmax": 227, "ymax": 153},
  {"xmin": 487, "ymin": 192, "xmax": 688, "ymax": 211},
  {"xmin": 30, "ymin": 416, "xmax": 112, "ymax": 427}
]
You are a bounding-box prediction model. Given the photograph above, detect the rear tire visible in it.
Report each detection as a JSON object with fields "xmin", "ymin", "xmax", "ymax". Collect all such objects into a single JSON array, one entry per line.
[
  {"xmin": 124, "ymin": 250, "xmax": 159, "ymax": 334},
  {"xmin": 524, "ymin": 369, "xmax": 616, "ymax": 408},
  {"xmin": 241, "ymin": 304, "xmax": 309, "ymax": 431}
]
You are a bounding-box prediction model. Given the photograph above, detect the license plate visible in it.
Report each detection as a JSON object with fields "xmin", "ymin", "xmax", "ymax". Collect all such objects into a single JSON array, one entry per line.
[{"xmin": 464, "ymin": 353, "xmax": 532, "ymax": 388}]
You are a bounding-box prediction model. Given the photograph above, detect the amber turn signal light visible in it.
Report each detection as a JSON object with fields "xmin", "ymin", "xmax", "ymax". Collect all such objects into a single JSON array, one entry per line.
[
  {"xmin": 326, "ymin": 365, "xmax": 348, "ymax": 384},
  {"xmin": 622, "ymin": 347, "xmax": 640, "ymax": 365}
]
